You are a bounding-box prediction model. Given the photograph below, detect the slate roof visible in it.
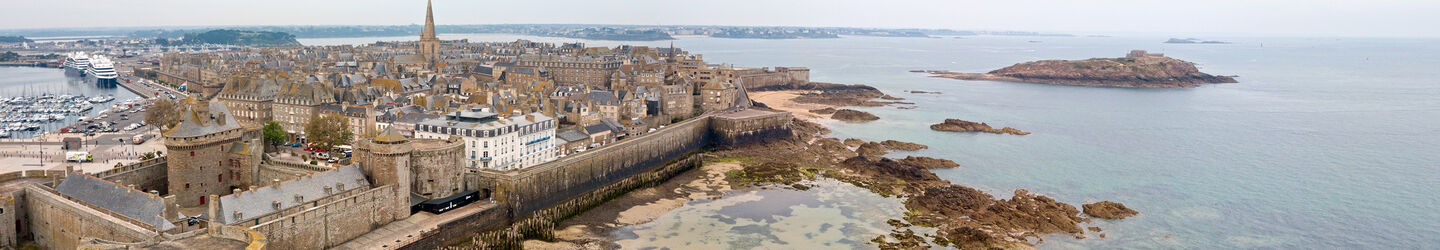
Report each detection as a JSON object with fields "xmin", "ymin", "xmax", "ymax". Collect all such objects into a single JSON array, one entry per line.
[
  {"xmin": 374, "ymin": 126, "xmax": 408, "ymax": 143},
  {"xmin": 556, "ymin": 129, "xmax": 590, "ymax": 143},
  {"xmin": 215, "ymin": 166, "xmax": 369, "ymax": 225},
  {"xmin": 166, "ymin": 102, "xmax": 242, "ymax": 138},
  {"xmin": 585, "ymin": 91, "xmax": 619, "ymax": 105},
  {"xmin": 55, "ymin": 172, "xmax": 177, "ymax": 231},
  {"xmin": 395, "ymin": 112, "xmax": 440, "ymax": 124},
  {"xmin": 584, "ymin": 124, "xmax": 610, "ymax": 135}
]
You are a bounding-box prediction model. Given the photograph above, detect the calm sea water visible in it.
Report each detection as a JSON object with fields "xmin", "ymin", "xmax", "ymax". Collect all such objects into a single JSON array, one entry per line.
[
  {"xmin": 311, "ymin": 34, "xmax": 1438, "ymax": 248},
  {"xmin": 0, "ymin": 66, "xmax": 141, "ymax": 138}
]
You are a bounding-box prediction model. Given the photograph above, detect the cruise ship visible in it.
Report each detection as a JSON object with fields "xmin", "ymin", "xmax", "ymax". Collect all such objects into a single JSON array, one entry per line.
[
  {"xmin": 84, "ymin": 55, "xmax": 119, "ymax": 88},
  {"xmin": 62, "ymin": 52, "xmax": 90, "ymax": 77}
]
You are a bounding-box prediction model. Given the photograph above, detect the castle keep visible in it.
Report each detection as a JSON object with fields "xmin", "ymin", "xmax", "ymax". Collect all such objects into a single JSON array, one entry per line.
[{"xmin": 163, "ymin": 99, "xmax": 260, "ymax": 207}]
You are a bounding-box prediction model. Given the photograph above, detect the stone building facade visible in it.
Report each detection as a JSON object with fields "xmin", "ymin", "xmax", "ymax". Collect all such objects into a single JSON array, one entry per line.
[
  {"xmin": 517, "ymin": 54, "xmax": 622, "ymax": 86},
  {"xmin": 163, "ymin": 100, "xmax": 261, "ymax": 207}
]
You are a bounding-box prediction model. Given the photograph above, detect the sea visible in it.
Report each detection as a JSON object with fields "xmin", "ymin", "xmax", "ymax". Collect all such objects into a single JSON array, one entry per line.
[
  {"xmin": 0, "ymin": 66, "xmax": 141, "ymax": 139},
  {"xmin": 320, "ymin": 34, "xmax": 1431, "ymax": 248}
]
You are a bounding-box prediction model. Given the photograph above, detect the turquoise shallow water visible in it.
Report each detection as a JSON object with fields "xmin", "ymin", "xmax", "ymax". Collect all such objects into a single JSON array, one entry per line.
[
  {"xmin": 310, "ymin": 35, "xmax": 1440, "ymax": 248},
  {"xmin": 680, "ymin": 36, "xmax": 1440, "ymax": 249}
]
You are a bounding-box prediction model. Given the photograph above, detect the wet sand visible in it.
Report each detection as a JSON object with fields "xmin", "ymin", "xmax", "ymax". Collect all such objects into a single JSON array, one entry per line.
[{"xmin": 522, "ymin": 160, "xmax": 744, "ymax": 249}]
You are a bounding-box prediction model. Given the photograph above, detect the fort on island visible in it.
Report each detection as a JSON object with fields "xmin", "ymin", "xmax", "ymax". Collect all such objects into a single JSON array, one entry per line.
[{"xmin": 0, "ymin": 1, "xmax": 798, "ymax": 249}]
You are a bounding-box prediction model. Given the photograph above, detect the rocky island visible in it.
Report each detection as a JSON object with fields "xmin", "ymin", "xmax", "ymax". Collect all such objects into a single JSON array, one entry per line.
[
  {"xmin": 926, "ymin": 50, "xmax": 1237, "ymax": 88},
  {"xmin": 931, "ymin": 119, "xmax": 1030, "ymax": 135}
]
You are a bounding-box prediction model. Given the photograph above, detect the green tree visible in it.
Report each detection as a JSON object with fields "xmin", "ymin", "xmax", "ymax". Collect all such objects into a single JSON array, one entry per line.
[
  {"xmin": 145, "ymin": 99, "xmax": 186, "ymax": 129},
  {"xmin": 304, "ymin": 113, "xmax": 352, "ymax": 152},
  {"xmin": 262, "ymin": 121, "xmax": 286, "ymax": 146}
]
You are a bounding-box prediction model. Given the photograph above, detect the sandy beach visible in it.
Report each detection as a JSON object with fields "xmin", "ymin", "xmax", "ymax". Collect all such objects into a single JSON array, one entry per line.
[{"xmin": 749, "ymin": 90, "xmax": 834, "ymax": 123}]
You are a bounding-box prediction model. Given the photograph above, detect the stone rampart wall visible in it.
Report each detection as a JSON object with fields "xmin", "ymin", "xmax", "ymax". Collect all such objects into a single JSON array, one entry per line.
[
  {"xmin": 711, "ymin": 111, "xmax": 794, "ymax": 146},
  {"xmin": 24, "ymin": 185, "xmax": 158, "ymax": 250},
  {"xmin": 249, "ymin": 184, "xmax": 398, "ymax": 250},
  {"xmin": 94, "ymin": 158, "xmax": 170, "ymax": 194},
  {"xmin": 737, "ymin": 72, "xmax": 798, "ymax": 90},
  {"xmin": 474, "ymin": 115, "xmax": 713, "ymax": 216}
]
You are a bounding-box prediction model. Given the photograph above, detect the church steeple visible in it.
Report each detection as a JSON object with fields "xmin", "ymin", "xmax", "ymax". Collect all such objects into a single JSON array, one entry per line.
[
  {"xmin": 421, "ymin": 0, "xmax": 437, "ymax": 40},
  {"xmin": 419, "ymin": 0, "xmax": 440, "ymax": 64}
]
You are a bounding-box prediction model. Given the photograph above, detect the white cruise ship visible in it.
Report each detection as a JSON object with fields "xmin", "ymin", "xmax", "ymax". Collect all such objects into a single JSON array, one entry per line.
[
  {"xmin": 84, "ymin": 55, "xmax": 119, "ymax": 88},
  {"xmin": 62, "ymin": 52, "xmax": 90, "ymax": 77}
]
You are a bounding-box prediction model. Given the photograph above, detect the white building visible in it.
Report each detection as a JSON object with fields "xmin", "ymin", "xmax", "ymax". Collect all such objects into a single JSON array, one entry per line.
[{"xmin": 414, "ymin": 108, "xmax": 557, "ymax": 170}]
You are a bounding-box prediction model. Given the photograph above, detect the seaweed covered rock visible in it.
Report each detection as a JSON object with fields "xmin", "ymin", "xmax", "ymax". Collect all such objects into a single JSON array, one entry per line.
[
  {"xmin": 898, "ymin": 156, "xmax": 959, "ymax": 169},
  {"xmin": 831, "ymin": 109, "xmax": 880, "ymax": 122},
  {"xmin": 1083, "ymin": 201, "xmax": 1139, "ymax": 219},
  {"xmin": 930, "ymin": 119, "xmax": 1029, "ymax": 135}
]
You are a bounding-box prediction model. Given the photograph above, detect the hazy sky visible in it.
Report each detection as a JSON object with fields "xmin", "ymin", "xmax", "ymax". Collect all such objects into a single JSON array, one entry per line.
[{"xmin": 4, "ymin": 0, "xmax": 1438, "ymax": 37}]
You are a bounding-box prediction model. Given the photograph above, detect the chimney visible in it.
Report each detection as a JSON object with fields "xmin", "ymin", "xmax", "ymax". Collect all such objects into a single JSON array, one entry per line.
[
  {"xmin": 233, "ymin": 188, "xmax": 242, "ymax": 197},
  {"xmin": 249, "ymin": 185, "xmax": 257, "ymax": 191},
  {"xmin": 525, "ymin": 115, "xmax": 535, "ymax": 122},
  {"xmin": 149, "ymin": 190, "xmax": 159, "ymax": 196}
]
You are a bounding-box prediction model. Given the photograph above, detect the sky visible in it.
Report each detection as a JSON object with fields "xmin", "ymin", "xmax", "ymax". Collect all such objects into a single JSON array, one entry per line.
[{"xmin": 3, "ymin": 0, "xmax": 1438, "ymax": 37}]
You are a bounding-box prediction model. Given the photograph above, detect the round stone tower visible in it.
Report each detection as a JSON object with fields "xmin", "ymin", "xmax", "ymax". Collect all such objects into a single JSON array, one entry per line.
[
  {"xmin": 409, "ymin": 136, "xmax": 464, "ymax": 198},
  {"xmin": 164, "ymin": 99, "xmax": 246, "ymax": 207},
  {"xmin": 354, "ymin": 126, "xmax": 413, "ymax": 220}
]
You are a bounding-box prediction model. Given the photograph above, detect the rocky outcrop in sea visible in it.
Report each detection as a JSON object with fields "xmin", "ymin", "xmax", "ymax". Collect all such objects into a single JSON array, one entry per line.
[
  {"xmin": 930, "ymin": 119, "xmax": 1030, "ymax": 135},
  {"xmin": 925, "ymin": 52, "xmax": 1237, "ymax": 88}
]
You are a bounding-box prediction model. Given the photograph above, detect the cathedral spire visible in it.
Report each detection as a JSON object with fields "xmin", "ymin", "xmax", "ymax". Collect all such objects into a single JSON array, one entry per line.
[{"xmin": 421, "ymin": 0, "xmax": 437, "ymax": 40}]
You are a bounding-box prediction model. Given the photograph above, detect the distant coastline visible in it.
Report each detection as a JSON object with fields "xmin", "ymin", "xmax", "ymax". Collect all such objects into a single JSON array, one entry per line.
[{"xmin": 1, "ymin": 24, "xmax": 1085, "ymax": 42}]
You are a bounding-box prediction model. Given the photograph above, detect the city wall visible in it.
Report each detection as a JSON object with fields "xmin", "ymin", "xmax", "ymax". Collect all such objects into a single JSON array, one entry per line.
[
  {"xmin": 248, "ymin": 184, "xmax": 400, "ymax": 250},
  {"xmin": 0, "ymin": 170, "xmax": 65, "ymax": 248},
  {"xmin": 473, "ymin": 114, "xmax": 715, "ymax": 217},
  {"xmin": 712, "ymin": 111, "xmax": 794, "ymax": 146},
  {"xmin": 93, "ymin": 157, "xmax": 170, "ymax": 194},
  {"xmin": 735, "ymin": 67, "xmax": 810, "ymax": 90},
  {"xmin": 410, "ymin": 111, "xmax": 790, "ymax": 248},
  {"xmin": 24, "ymin": 185, "xmax": 159, "ymax": 250}
]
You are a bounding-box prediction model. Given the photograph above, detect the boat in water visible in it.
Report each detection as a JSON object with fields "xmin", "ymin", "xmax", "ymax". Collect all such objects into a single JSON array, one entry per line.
[
  {"xmin": 62, "ymin": 52, "xmax": 90, "ymax": 77},
  {"xmin": 88, "ymin": 95, "xmax": 115, "ymax": 104},
  {"xmin": 84, "ymin": 55, "xmax": 119, "ymax": 88}
]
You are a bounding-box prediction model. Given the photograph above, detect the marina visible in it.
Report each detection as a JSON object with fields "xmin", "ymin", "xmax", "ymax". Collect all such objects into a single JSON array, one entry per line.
[{"xmin": 0, "ymin": 66, "xmax": 144, "ymax": 139}]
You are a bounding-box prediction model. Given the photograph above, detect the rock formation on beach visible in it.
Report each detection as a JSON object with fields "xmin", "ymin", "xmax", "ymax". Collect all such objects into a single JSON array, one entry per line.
[
  {"xmin": 831, "ymin": 109, "xmax": 879, "ymax": 122},
  {"xmin": 925, "ymin": 51, "xmax": 1237, "ymax": 88},
  {"xmin": 898, "ymin": 156, "xmax": 959, "ymax": 169},
  {"xmin": 931, "ymin": 119, "xmax": 1030, "ymax": 135},
  {"xmin": 808, "ymin": 107, "xmax": 837, "ymax": 114},
  {"xmin": 1083, "ymin": 201, "xmax": 1139, "ymax": 219},
  {"xmin": 880, "ymin": 140, "xmax": 928, "ymax": 151}
]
